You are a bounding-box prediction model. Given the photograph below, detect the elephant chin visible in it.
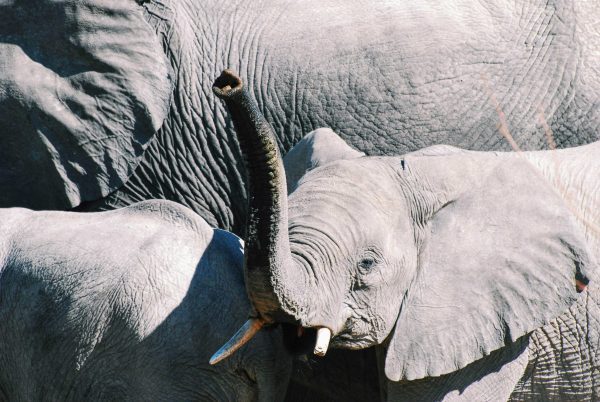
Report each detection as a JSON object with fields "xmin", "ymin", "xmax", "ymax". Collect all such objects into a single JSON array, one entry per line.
[{"xmin": 282, "ymin": 325, "xmax": 318, "ymax": 355}]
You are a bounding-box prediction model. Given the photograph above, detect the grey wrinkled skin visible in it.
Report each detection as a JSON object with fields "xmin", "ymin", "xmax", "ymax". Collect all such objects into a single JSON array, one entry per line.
[
  {"xmin": 1, "ymin": 0, "xmax": 599, "ymax": 236},
  {"xmin": 250, "ymin": 128, "xmax": 600, "ymax": 401},
  {"xmin": 0, "ymin": 200, "xmax": 291, "ymax": 401},
  {"xmin": 1, "ymin": 1, "xmax": 599, "ymax": 400}
]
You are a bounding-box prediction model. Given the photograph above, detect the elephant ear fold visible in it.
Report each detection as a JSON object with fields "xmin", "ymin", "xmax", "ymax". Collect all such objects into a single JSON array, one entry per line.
[
  {"xmin": 283, "ymin": 128, "xmax": 364, "ymax": 193},
  {"xmin": 385, "ymin": 157, "xmax": 593, "ymax": 382},
  {"xmin": 0, "ymin": 0, "xmax": 173, "ymax": 209}
]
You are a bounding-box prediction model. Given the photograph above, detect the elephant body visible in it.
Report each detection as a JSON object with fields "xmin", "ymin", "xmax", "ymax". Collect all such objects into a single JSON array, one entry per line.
[
  {"xmin": 0, "ymin": 200, "xmax": 291, "ymax": 401},
  {"xmin": 1, "ymin": 0, "xmax": 599, "ymax": 237}
]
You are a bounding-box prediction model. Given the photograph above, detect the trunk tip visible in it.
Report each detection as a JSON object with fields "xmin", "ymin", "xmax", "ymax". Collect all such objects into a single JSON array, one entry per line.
[{"xmin": 213, "ymin": 69, "xmax": 243, "ymax": 98}]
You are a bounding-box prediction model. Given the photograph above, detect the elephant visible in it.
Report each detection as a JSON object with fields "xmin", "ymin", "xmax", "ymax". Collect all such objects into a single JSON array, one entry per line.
[
  {"xmin": 0, "ymin": 200, "xmax": 292, "ymax": 401},
  {"xmin": 211, "ymin": 70, "xmax": 600, "ymax": 401},
  {"xmin": 1, "ymin": 0, "xmax": 599, "ymax": 238}
]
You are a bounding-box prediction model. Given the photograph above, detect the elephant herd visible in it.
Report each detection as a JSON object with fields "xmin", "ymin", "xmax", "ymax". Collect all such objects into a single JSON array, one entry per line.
[{"xmin": 1, "ymin": 0, "xmax": 599, "ymax": 400}]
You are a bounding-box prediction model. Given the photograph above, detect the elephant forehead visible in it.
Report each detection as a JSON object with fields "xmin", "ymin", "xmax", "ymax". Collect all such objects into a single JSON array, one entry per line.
[
  {"xmin": 289, "ymin": 158, "xmax": 403, "ymax": 231},
  {"xmin": 292, "ymin": 158, "xmax": 399, "ymax": 199}
]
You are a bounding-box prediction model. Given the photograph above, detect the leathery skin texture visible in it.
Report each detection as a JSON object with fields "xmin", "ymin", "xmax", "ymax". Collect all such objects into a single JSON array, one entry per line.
[
  {"xmin": 1, "ymin": 1, "xmax": 599, "ymax": 400},
  {"xmin": 1, "ymin": 0, "xmax": 598, "ymax": 236}
]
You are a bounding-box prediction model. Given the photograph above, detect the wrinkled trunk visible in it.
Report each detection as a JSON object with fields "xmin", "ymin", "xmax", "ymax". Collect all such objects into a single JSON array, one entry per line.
[
  {"xmin": 210, "ymin": 71, "xmax": 336, "ymax": 365},
  {"xmin": 212, "ymin": 70, "xmax": 299, "ymax": 322}
]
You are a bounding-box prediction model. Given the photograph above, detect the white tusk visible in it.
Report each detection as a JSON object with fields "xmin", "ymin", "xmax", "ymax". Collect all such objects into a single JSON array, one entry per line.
[
  {"xmin": 210, "ymin": 318, "xmax": 265, "ymax": 365},
  {"xmin": 313, "ymin": 327, "xmax": 332, "ymax": 357}
]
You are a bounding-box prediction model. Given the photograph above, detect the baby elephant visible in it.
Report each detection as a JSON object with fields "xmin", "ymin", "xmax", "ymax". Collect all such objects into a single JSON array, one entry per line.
[
  {"xmin": 0, "ymin": 200, "xmax": 291, "ymax": 401},
  {"xmin": 213, "ymin": 69, "xmax": 600, "ymax": 401}
]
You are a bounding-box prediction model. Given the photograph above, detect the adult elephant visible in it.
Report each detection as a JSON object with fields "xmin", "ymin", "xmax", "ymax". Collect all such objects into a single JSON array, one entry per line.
[
  {"xmin": 212, "ymin": 71, "xmax": 600, "ymax": 400},
  {"xmin": 0, "ymin": 200, "xmax": 292, "ymax": 401},
  {"xmin": 1, "ymin": 0, "xmax": 599, "ymax": 237}
]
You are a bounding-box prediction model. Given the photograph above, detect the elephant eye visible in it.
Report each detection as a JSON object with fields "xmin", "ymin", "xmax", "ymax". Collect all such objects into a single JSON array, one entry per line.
[
  {"xmin": 358, "ymin": 257, "xmax": 376, "ymax": 271},
  {"xmin": 357, "ymin": 248, "xmax": 383, "ymax": 275}
]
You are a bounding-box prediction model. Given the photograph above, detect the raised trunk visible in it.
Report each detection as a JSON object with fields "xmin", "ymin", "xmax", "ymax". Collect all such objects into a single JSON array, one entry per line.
[{"xmin": 212, "ymin": 70, "xmax": 300, "ymax": 322}]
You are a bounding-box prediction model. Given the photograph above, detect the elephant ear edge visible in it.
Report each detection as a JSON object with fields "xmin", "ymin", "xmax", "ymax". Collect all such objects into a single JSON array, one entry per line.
[
  {"xmin": 0, "ymin": 0, "xmax": 173, "ymax": 210},
  {"xmin": 283, "ymin": 128, "xmax": 364, "ymax": 193},
  {"xmin": 385, "ymin": 156, "xmax": 593, "ymax": 382}
]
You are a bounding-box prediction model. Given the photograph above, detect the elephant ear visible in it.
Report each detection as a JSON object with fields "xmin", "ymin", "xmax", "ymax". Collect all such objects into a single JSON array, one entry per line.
[
  {"xmin": 385, "ymin": 157, "xmax": 593, "ymax": 382},
  {"xmin": 283, "ymin": 128, "xmax": 364, "ymax": 193},
  {"xmin": 0, "ymin": 0, "xmax": 172, "ymax": 209}
]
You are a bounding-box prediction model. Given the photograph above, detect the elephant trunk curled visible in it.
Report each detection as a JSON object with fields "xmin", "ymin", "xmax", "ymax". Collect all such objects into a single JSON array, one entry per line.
[
  {"xmin": 211, "ymin": 70, "xmax": 332, "ymax": 365},
  {"xmin": 212, "ymin": 70, "xmax": 292, "ymax": 322}
]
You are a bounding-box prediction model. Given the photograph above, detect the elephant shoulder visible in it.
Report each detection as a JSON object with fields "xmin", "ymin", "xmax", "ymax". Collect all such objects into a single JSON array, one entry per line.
[
  {"xmin": 0, "ymin": 202, "xmax": 216, "ymax": 335},
  {"xmin": 0, "ymin": 203, "xmax": 247, "ymax": 391}
]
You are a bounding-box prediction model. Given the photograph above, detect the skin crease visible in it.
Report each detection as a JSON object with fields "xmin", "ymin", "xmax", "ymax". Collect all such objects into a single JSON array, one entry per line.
[
  {"xmin": 0, "ymin": 200, "xmax": 291, "ymax": 401},
  {"xmin": 246, "ymin": 127, "xmax": 600, "ymax": 401}
]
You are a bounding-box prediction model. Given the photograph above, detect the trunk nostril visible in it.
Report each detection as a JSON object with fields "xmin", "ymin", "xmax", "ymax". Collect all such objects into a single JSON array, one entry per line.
[{"xmin": 213, "ymin": 69, "xmax": 243, "ymax": 97}]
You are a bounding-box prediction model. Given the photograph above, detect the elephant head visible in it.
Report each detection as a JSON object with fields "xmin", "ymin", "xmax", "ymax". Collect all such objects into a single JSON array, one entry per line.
[{"xmin": 211, "ymin": 70, "xmax": 593, "ymax": 383}]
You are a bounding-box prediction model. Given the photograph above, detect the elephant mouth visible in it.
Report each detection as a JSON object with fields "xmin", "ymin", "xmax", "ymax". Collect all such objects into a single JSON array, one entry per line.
[
  {"xmin": 282, "ymin": 324, "xmax": 334, "ymax": 357},
  {"xmin": 330, "ymin": 332, "xmax": 377, "ymax": 349},
  {"xmin": 282, "ymin": 324, "xmax": 318, "ymax": 355}
]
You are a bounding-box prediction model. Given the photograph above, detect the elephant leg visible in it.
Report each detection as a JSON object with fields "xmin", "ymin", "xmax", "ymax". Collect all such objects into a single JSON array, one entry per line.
[{"xmin": 383, "ymin": 338, "xmax": 529, "ymax": 402}]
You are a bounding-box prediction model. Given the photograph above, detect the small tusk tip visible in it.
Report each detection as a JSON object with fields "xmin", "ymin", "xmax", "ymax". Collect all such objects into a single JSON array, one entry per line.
[
  {"xmin": 209, "ymin": 356, "xmax": 220, "ymax": 365},
  {"xmin": 313, "ymin": 327, "xmax": 332, "ymax": 357}
]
